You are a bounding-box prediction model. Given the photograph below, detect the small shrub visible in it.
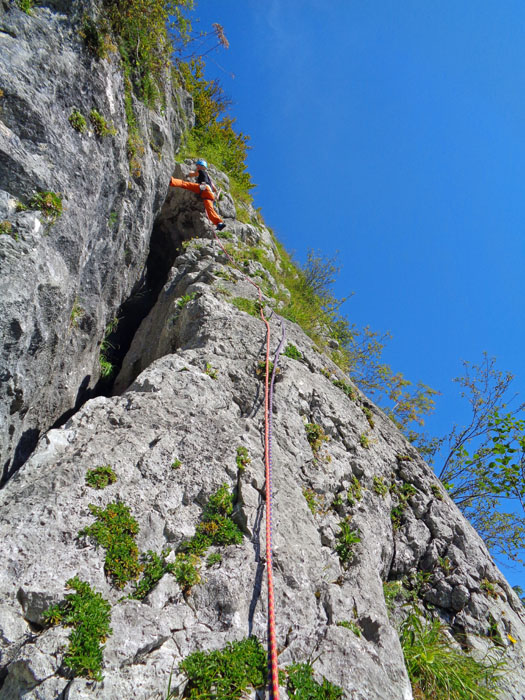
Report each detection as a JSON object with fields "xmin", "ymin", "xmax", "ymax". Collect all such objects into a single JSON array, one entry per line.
[
  {"xmin": 0, "ymin": 220, "xmax": 12, "ymax": 235},
  {"xmin": 85, "ymin": 465, "xmax": 117, "ymax": 490},
  {"xmin": 69, "ymin": 109, "xmax": 87, "ymax": 133},
  {"xmin": 171, "ymin": 458, "xmax": 182, "ymax": 470},
  {"xmin": 347, "ymin": 475, "xmax": 362, "ymax": 507},
  {"xmin": 205, "ymin": 362, "xmax": 218, "ymax": 379},
  {"xmin": 218, "ymin": 229, "xmax": 233, "ymax": 239},
  {"xmin": 362, "ymin": 405, "xmax": 375, "ymax": 429},
  {"xmin": 236, "ymin": 446, "xmax": 250, "ymax": 472},
  {"xmin": 400, "ymin": 611, "xmax": 504, "ymax": 699},
  {"xmin": 29, "ymin": 190, "xmax": 63, "ymax": 223},
  {"xmin": 439, "ymin": 556, "xmax": 452, "ymax": 575},
  {"xmin": 179, "ymin": 637, "xmax": 267, "ymax": 700},
  {"xmin": 481, "ymin": 579, "xmax": 500, "ymax": 600},
  {"xmin": 131, "ymin": 550, "xmax": 175, "ymax": 600},
  {"xmin": 285, "ymin": 662, "xmax": 343, "ymax": 700},
  {"xmin": 390, "ymin": 504, "xmax": 405, "ymax": 530},
  {"xmin": 305, "ymin": 422, "xmax": 329, "ymax": 455},
  {"xmin": 431, "ymin": 483, "xmax": 444, "ymax": 500},
  {"xmin": 207, "ymin": 552, "xmax": 222, "ymax": 567},
  {"xmin": 284, "ymin": 343, "xmax": 302, "ymax": 360},
  {"xmin": 174, "ymin": 553, "xmax": 201, "ymax": 592},
  {"xmin": 373, "ymin": 476, "xmax": 388, "ymax": 497},
  {"xmin": 79, "ymin": 502, "xmax": 141, "ymax": 589},
  {"xmin": 43, "ymin": 577, "xmax": 111, "ymax": 681},
  {"xmin": 177, "ymin": 292, "xmax": 196, "ymax": 309},
  {"xmin": 383, "ymin": 580, "xmax": 406, "ymax": 614},
  {"xmin": 303, "ymin": 488, "xmax": 323, "ymax": 516},
  {"xmin": 335, "ymin": 519, "xmax": 360, "ymax": 567},
  {"xmin": 89, "ymin": 109, "xmax": 116, "ymax": 137},
  {"xmin": 332, "ymin": 378, "xmax": 356, "ymax": 400},
  {"xmin": 79, "ymin": 15, "xmax": 112, "ymax": 59},
  {"xmin": 359, "ymin": 433, "xmax": 370, "ymax": 449},
  {"xmin": 16, "ymin": 0, "xmax": 34, "ymax": 13}
]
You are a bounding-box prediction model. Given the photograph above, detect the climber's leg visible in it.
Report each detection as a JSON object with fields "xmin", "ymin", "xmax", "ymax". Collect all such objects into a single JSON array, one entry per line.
[
  {"xmin": 202, "ymin": 197, "xmax": 223, "ymax": 226},
  {"xmin": 169, "ymin": 178, "xmax": 201, "ymax": 194}
]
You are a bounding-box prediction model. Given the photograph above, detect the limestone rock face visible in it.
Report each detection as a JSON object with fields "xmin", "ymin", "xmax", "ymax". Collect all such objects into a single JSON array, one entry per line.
[
  {"xmin": 0, "ymin": 0, "xmax": 190, "ymax": 482},
  {"xmin": 1, "ymin": 215, "xmax": 524, "ymax": 698},
  {"xmin": 1, "ymin": 3, "xmax": 525, "ymax": 699}
]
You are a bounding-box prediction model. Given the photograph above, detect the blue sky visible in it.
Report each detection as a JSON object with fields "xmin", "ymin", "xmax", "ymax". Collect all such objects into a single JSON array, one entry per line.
[{"xmin": 190, "ymin": 1, "xmax": 525, "ymax": 587}]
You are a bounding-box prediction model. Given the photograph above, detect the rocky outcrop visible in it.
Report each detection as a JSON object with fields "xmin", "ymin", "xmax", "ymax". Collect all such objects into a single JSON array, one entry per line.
[
  {"xmin": 1, "ymin": 3, "xmax": 525, "ymax": 699},
  {"xmin": 1, "ymin": 211, "xmax": 524, "ymax": 697},
  {"xmin": 0, "ymin": 0, "xmax": 192, "ymax": 483}
]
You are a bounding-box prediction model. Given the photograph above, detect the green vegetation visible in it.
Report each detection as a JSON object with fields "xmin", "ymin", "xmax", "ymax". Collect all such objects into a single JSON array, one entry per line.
[
  {"xmin": 346, "ymin": 475, "xmax": 363, "ymax": 507},
  {"xmin": 373, "ymin": 476, "xmax": 389, "ymax": 497},
  {"xmin": 332, "ymin": 378, "xmax": 356, "ymax": 400},
  {"xmin": 79, "ymin": 502, "xmax": 141, "ymax": 589},
  {"xmin": 284, "ymin": 343, "xmax": 302, "ymax": 361},
  {"xmin": 175, "ymin": 484, "xmax": 243, "ymax": 591},
  {"xmin": 235, "ymin": 446, "xmax": 250, "ymax": 472},
  {"xmin": 359, "ymin": 433, "xmax": 370, "ymax": 449},
  {"xmin": 16, "ymin": 0, "xmax": 34, "ymax": 13},
  {"xmin": 231, "ymin": 296, "xmax": 261, "ymax": 318},
  {"xmin": 335, "ymin": 519, "xmax": 360, "ymax": 567},
  {"xmin": 43, "ymin": 577, "xmax": 111, "ymax": 681},
  {"xmin": 178, "ymin": 637, "xmax": 266, "ymax": 700},
  {"xmin": 362, "ymin": 405, "xmax": 375, "ymax": 429},
  {"xmin": 99, "ymin": 318, "xmax": 118, "ymax": 379},
  {"xmin": 390, "ymin": 482, "xmax": 417, "ymax": 530},
  {"xmin": 69, "ymin": 109, "xmax": 87, "ymax": 133},
  {"xmin": 337, "ymin": 620, "xmax": 361, "ymax": 636},
  {"xmin": 177, "ymin": 56, "xmax": 254, "ymax": 206},
  {"xmin": 0, "ymin": 220, "xmax": 14, "ymax": 237},
  {"xmin": 305, "ymin": 422, "xmax": 329, "ymax": 456},
  {"xmin": 303, "ymin": 488, "xmax": 324, "ymax": 516},
  {"xmin": 431, "ymin": 483, "xmax": 444, "ymax": 500},
  {"xmin": 177, "ymin": 292, "xmax": 197, "ymax": 309},
  {"xmin": 131, "ymin": 549, "xmax": 175, "ymax": 600},
  {"xmin": 207, "ymin": 552, "xmax": 222, "ymax": 567},
  {"xmin": 89, "ymin": 109, "xmax": 116, "ymax": 137},
  {"xmin": 400, "ymin": 611, "xmax": 504, "ymax": 700},
  {"xmin": 70, "ymin": 298, "xmax": 84, "ymax": 328},
  {"xmin": 29, "ymin": 190, "xmax": 63, "ymax": 223},
  {"xmin": 171, "ymin": 458, "xmax": 182, "ymax": 469},
  {"xmin": 174, "ymin": 553, "xmax": 201, "ymax": 591},
  {"xmin": 205, "ymin": 362, "xmax": 218, "ymax": 379},
  {"xmin": 285, "ymin": 662, "xmax": 344, "ymax": 700},
  {"xmin": 85, "ymin": 465, "xmax": 117, "ymax": 489}
]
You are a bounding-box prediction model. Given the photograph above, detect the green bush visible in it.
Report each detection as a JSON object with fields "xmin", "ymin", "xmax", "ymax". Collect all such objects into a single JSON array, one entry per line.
[
  {"xmin": 178, "ymin": 637, "xmax": 267, "ymax": 700},
  {"xmin": 400, "ymin": 611, "xmax": 504, "ymax": 699},
  {"xmin": 284, "ymin": 343, "xmax": 302, "ymax": 361},
  {"xmin": 89, "ymin": 109, "xmax": 116, "ymax": 137},
  {"xmin": 132, "ymin": 549, "xmax": 175, "ymax": 600},
  {"xmin": 335, "ymin": 519, "xmax": 360, "ymax": 567},
  {"xmin": 43, "ymin": 577, "xmax": 112, "ymax": 681},
  {"xmin": 285, "ymin": 662, "xmax": 343, "ymax": 700},
  {"xmin": 305, "ymin": 422, "xmax": 329, "ymax": 456},
  {"xmin": 85, "ymin": 465, "xmax": 117, "ymax": 489},
  {"xmin": 79, "ymin": 502, "xmax": 141, "ymax": 588},
  {"xmin": 29, "ymin": 190, "xmax": 63, "ymax": 223},
  {"xmin": 69, "ymin": 109, "xmax": 87, "ymax": 133},
  {"xmin": 231, "ymin": 296, "xmax": 261, "ymax": 318}
]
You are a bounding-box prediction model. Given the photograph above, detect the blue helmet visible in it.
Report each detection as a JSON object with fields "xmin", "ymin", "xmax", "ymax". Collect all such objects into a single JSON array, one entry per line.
[{"xmin": 195, "ymin": 158, "xmax": 208, "ymax": 168}]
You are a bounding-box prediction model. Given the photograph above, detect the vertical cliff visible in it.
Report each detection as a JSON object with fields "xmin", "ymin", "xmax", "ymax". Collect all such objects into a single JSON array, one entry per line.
[
  {"xmin": 0, "ymin": 0, "xmax": 191, "ymax": 483},
  {"xmin": 1, "ymin": 3, "xmax": 525, "ymax": 700}
]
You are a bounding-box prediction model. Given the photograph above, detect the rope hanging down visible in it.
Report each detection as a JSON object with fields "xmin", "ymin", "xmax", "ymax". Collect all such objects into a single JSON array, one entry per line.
[{"xmin": 211, "ymin": 228, "xmax": 282, "ymax": 700}]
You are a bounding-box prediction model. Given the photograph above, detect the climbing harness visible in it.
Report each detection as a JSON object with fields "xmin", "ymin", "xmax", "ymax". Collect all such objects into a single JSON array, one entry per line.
[{"xmin": 211, "ymin": 227, "xmax": 282, "ymax": 700}]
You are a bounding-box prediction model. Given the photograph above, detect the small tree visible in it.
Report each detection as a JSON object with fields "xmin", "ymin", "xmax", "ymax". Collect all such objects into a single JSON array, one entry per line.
[{"xmin": 436, "ymin": 354, "xmax": 525, "ymax": 562}]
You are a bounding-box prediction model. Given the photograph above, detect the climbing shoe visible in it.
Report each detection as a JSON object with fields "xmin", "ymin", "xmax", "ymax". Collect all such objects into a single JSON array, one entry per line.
[{"xmin": 216, "ymin": 222, "xmax": 226, "ymax": 231}]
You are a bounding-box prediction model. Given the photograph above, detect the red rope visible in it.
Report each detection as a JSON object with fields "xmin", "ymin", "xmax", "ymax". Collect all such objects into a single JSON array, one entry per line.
[{"xmin": 210, "ymin": 230, "xmax": 280, "ymax": 699}]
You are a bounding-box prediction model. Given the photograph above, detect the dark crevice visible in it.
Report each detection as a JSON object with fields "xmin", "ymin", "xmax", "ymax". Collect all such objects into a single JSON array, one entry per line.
[{"xmin": 2, "ymin": 193, "xmax": 192, "ymax": 486}]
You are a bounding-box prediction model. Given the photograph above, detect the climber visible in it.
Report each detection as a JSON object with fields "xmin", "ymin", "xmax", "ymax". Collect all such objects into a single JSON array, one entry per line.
[{"xmin": 169, "ymin": 159, "xmax": 226, "ymax": 231}]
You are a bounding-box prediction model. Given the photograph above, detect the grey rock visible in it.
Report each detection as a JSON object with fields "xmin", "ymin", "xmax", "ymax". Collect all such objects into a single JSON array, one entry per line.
[{"xmin": 0, "ymin": 0, "xmax": 190, "ymax": 482}]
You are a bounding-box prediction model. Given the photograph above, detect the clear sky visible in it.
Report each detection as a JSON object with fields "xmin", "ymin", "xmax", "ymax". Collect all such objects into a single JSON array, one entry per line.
[{"xmin": 189, "ymin": 1, "xmax": 525, "ymax": 587}]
